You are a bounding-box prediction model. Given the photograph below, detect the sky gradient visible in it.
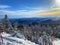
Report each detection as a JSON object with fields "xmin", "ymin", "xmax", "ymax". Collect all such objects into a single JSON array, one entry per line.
[{"xmin": 0, "ymin": 0, "xmax": 60, "ymax": 18}]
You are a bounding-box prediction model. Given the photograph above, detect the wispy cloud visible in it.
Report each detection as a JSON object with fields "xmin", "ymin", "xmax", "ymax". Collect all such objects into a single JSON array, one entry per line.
[
  {"xmin": 38, "ymin": 11, "xmax": 60, "ymax": 16},
  {"xmin": 36, "ymin": 0, "xmax": 60, "ymax": 17},
  {"xmin": 0, "ymin": 5, "xmax": 11, "ymax": 8},
  {"xmin": 37, "ymin": 8, "xmax": 60, "ymax": 17},
  {"xmin": 0, "ymin": 10, "xmax": 44, "ymax": 18},
  {"xmin": 0, "ymin": 9, "xmax": 46, "ymax": 17}
]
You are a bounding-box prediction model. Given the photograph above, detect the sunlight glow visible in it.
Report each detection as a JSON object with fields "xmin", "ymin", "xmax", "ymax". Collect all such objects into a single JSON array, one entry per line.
[{"xmin": 55, "ymin": 0, "xmax": 60, "ymax": 7}]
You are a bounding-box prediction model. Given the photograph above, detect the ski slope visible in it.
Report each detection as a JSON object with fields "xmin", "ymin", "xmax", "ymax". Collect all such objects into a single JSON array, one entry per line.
[{"xmin": 0, "ymin": 32, "xmax": 38, "ymax": 45}]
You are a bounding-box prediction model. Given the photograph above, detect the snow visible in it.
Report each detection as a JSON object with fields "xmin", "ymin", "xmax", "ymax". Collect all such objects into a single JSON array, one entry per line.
[
  {"xmin": 2, "ymin": 32, "xmax": 11, "ymax": 37},
  {"xmin": 11, "ymin": 33, "xmax": 26, "ymax": 40},
  {"xmin": 1, "ymin": 32, "xmax": 60, "ymax": 45},
  {"xmin": 52, "ymin": 39, "xmax": 60, "ymax": 45},
  {"xmin": 0, "ymin": 32, "xmax": 38, "ymax": 45}
]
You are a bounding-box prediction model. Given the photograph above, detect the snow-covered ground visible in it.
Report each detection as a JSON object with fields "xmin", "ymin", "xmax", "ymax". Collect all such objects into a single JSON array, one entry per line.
[
  {"xmin": 0, "ymin": 32, "xmax": 38, "ymax": 45},
  {"xmin": 52, "ymin": 38, "xmax": 60, "ymax": 45},
  {"xmin": 0, "ymin": 32, "xmax": 60, "ymax": 45}
]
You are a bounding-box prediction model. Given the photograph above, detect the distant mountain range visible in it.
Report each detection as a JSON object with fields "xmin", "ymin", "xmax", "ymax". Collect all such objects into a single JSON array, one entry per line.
[{"xmin": 7, "ymin": 17, "xmax": 60, "ymax": 25}]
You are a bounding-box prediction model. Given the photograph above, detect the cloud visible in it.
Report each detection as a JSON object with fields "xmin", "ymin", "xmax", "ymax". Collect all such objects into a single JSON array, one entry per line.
[
  {"xmin": 37, "ymin": 8, "xmax": 60, "ymax": 17},
  {"xmin": 1, "ymin": 6, "xmax": 58, "ymax": 18},
  {"xmin": 0, "ymin": 9, "xmax": 46, "ymax": 18},
  {"xmin": 1, "ymin": 7, "xmax": 60, "ymax": 18},
  {"xmin": 0, "ymin": 5, "xmax": 11, "ymax": 8},
  {"xmin": 38, "ymin": 11, "xmax": 60, "ymax": 16},
  {"xmin": 0, "ymin": 9, "xmax": 46, "ymax": 15}
]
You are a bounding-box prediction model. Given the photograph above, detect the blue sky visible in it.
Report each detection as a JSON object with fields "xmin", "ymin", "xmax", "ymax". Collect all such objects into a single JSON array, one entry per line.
[{"xmin": 0, "ymin": 0, "xmax": 60, "ymax": 18}]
